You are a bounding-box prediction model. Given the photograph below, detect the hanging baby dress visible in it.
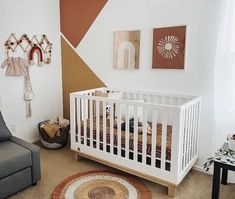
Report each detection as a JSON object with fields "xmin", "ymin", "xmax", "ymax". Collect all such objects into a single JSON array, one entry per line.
[{"xmin": 1, "ymin": 57, "xmax": 28, "ymax": 76}]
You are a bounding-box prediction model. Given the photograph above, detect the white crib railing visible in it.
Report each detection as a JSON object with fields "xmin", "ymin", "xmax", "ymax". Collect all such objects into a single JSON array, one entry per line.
[
  {"xmin": 177, "ymin": 98, "xmax": 201, "ymax": 182},
  {"xmin": 70, "ymin": 87, "xmax": 201, "ymax": 191}
]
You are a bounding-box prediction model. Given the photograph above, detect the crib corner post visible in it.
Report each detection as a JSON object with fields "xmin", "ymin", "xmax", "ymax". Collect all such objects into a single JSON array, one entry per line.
[
  {"xmin": 168, "ymin": 185, "xmax": 177, "ymax": 197},
  {"xmin": 171, "ymin": 109, "xmax": 183, "ymax": 180},
  {"xmin": 70, "ymin": 93, "xmax": 76, "ymax": 150},
  {"xmin": 73, "ymin": 152, "xmax": 82, "ymax": 161}
]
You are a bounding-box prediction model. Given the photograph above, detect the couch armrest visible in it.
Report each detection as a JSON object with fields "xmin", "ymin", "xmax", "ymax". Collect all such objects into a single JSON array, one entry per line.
[{"xmin": 9, "ymin": 136, "xmax": 41, "ymax": 183}]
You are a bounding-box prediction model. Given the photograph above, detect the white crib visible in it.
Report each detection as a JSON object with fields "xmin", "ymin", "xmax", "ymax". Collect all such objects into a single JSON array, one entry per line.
[{"xmin": 70, "ymin": 87, "xmax": 201, "ymax": 197}]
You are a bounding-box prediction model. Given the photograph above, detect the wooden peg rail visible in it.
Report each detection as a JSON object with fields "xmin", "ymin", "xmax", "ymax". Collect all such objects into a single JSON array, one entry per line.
[
  {"xmin": 4, "ymin": 33, "xmax": 53, "ymax": 65},
  {"xmin": 4, "ymin": 33, "xmax": 52, "ymax": 55}
]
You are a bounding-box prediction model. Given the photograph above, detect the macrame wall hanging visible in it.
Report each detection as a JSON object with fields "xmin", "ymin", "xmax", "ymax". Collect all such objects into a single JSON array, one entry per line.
[{"xmin": 1, "ymin": 33, "xmax": 53, "ymax": 118}]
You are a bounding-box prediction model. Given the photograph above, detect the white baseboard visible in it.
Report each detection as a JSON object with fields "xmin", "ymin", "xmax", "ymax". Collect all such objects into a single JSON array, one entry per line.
[
  {"xmin": 193, "ymin": 165, "xmax": 212, "ymax": 175},
  {"xmin": 30, "ymin": 137, "xmax": 40, "ymax": 144}
]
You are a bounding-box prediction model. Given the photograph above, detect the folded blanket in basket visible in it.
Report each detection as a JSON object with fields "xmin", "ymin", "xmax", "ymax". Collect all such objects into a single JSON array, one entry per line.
[
  {"xmin": 41, "ymin": 124, "xmax": 61, "ymax": 138},
  {"xmin": 49, "ymin": 116, "xmax": 69, "ymax": 127}
]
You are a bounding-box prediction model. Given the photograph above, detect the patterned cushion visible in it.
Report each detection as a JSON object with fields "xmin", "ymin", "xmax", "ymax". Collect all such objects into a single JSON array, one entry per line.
[{"xmin": 0, "ymin": 112, "xmax": 12, "ymax": 141}]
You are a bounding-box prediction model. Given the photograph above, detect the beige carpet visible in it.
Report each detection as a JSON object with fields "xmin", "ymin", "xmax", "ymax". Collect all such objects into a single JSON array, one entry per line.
[{"xmin": 9, "ymin": 143, "xmax": 235, "ymax": 199}]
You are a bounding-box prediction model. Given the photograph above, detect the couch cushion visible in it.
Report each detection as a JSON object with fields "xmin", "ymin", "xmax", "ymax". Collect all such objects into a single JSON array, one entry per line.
[
  {"xmin": 0, "ymin": 141, "xmax": 32, "ymax": 179},
  {"xmin": 0, "ymin": 112, "xmax": 12, "ymax": 141},
  {"xmin": 0, "ymin": 167, "xmax": 32, "ymax": 199}
]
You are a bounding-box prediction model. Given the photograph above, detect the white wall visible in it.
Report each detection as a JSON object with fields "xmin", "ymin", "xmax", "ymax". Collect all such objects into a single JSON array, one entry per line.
[
  {"xmin": 0, "ymin": 0, "xmax": 63, "ymax": 142},
  {"xmin": 77, "ymin": 0, "xmax": 224, "ymax": 167}
]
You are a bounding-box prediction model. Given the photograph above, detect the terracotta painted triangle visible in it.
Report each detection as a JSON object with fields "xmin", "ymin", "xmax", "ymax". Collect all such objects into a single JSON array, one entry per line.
[
  {"xmin": 61, "ymin": 37, "xmax": 105, "ymax": 119},
  {"xmin": 60, "ymin": 0, "xmax": 108, "ymax": 48}
]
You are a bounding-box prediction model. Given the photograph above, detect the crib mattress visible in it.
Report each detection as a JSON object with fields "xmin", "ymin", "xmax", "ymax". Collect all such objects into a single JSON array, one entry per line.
[{"xmin": 80, "ymin": 117, "xmax": 172, "ymax": 160}]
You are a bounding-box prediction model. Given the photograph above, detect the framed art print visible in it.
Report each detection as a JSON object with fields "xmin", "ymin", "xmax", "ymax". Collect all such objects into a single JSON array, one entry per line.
[
  {"xmin": 152, "ymin": 25, "xmax": 186, "ymax": 69},
  {"xmin": 113, "ymin": 30, "xmax": 140, "ymax": 70}
]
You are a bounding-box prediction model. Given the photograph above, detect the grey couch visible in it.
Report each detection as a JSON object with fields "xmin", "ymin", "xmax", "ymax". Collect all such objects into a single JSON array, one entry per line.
[{"xmin": 0, "ymin": 112, "xmax": 41, "ymax": 199}]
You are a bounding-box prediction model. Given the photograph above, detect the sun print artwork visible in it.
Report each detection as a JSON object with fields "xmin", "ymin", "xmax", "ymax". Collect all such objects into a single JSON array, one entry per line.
[
  {"xmin": 113, "ymin": 31, "xmax": 140, "ymax": 70},
  {"xmin": 152, "ymin": 26, "xmax": 186, "ymax": 69},
  {"xmin": 157, "ymin": 35, "xmax": 180, "ymax": 59}
]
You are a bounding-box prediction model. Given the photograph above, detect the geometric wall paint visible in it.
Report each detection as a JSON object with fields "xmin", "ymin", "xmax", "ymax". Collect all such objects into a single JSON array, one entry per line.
[
  {"xmin": 152, "ymin": 26, "xmax": 186, "ymax": 69},
  {"xmin": 61, "ymin": 37, "xmax": 105, "ymax": 119},
  {"xmin": 60, "ymin": 0, "xmax": 108, "ymax": 48},
  {"xmin": 113, "ymin": 31, "xmax": 140, "ymax": 69},
  {"xmin": 60, "ymin": 0, "xmax": 108, "ymax": 118}
]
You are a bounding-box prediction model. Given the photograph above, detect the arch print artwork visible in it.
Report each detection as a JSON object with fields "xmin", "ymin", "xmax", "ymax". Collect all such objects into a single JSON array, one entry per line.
[
  {"xmin": 152, "ymin": 26, "xmax": 186, "ymax": 69},
  {"xmin": 113, "ymin": 30, "xmax": 140, "ymax": 69}
]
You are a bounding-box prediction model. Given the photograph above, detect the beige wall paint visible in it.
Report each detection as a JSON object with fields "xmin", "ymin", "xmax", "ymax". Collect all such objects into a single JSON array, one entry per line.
[{"xmin": 61, "ymin": 37, "xmax": 105, "ymax": 119}]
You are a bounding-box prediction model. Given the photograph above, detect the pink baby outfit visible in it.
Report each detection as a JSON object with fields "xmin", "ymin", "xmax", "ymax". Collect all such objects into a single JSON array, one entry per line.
[{"xmin": 1, "ymin": 57, "xmax": 28, "ymax": 76}]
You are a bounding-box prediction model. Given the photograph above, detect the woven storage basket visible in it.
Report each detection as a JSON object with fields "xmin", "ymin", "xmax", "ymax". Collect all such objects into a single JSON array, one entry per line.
[{"xmin": 38, "ymin": 120, "xmax": 70, "ymax": 149}]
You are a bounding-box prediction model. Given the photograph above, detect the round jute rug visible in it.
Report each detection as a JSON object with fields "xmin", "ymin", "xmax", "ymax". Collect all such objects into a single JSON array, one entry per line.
[{"xmin": 52, "ymin": 170, "xmax": 151, "ymax": 199}]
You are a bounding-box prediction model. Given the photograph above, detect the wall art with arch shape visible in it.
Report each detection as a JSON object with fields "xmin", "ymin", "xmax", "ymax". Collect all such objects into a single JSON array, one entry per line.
[
  {"xmin": 152, "ymin": 25, "xmax": 186, "ymax": 69},
  {"xmin": 113, "ymin": 30, "xmax": 140, "ymax": 70}
]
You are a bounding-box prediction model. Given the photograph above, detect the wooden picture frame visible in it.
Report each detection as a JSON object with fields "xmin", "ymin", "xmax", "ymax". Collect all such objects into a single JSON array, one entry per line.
[
  {"xmin": 113, "ymin": 30, "xmax": 140, "ymax": 70},
  {"xmin": 152, "ymin": 26, "xmax": 186, "ymax": 69}
]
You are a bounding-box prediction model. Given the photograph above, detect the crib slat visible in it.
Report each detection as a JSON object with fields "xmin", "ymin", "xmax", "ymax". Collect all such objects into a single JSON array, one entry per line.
[
  {"xmin": 187, "ymin": 107, "xmax": 192, "ymax": 165},
  {"xmin": 194, "ymin": 103, "xmax": 199, "ymax": 154},
  {"xmin": 172, "ymin": 97, "xmax": 175, "ymax": 105},
  {"xmin": 181, "ymin": 109, "xmax": 186, "ymax": 171},
  {"xmin": 151, "ymin": 110, "xmax": 157, "ymax": 167},
  {"xmin": 154, "ymin": 96, "xmax": 158, "ymax": 104},
  {"xmin": 182, "ymin": 109, "xmax": 187, "ymax": 170},
  {"xmin": 110, "ymin": 103, "xmax": 114, "ymax": 154},
  {"xmin": 177, "ymin": 98, "xmax": 181, "ymax": 106},
  {"xmin": 136, "ymin": 93, "xmax": 140, "ymax": 100},
  {"xmin": 194, "ymin": 103, "xmax": 198, "ymax": 156},
  {"xmin": 133, "ymin": 93, "xmax": 137, "ymax": 100},
  {"xmin": 117, "ymin": 103, "xmax": 121, "ymax": 156},
  {"xmin": 103, "ymin": 101, "xmax": 107, "ymax": 152},
  {"xmin": 125, "ymin": 104, "xmax": 130, "ymax": 158},
  {"xmin": 195, "ymin": 102, "xmax": 200, "ymax": 156},
  {"xmin": 184, "ymin": 108, "xmax": 189, "ymax": 168},
  {"xmin": 193, "ymin": 104, "xmax": 197, "ymax": 157},
  {"xmin": 96, "ymin": 101, "xmax": 100, "ymax": 150},
  {"xmin": 191, "ymin": 104, "xmax": 196, "ymax": 158},
  {"xmin": 142, "ymin": 106, "xmax": 147, "ymax": 164},
  {"xmin": 83, "ymin": 99, "xmax": 87, "ymax": 146},
  {"xmin": 143, "ymin": 94, "xmax": 147, "ymax": 102},
  {"xmin": 189, "ymin": 106, "xmax": 194, "ymax": 161},
  {"xmin": 162, "ymin": 96, "xmax": 166, "ymax": 104},
  {"xmin": 76, "ymin": 97, "xmax": 81, "ymax": 145},
  {"xmin": 188, "ymin": 107, "xmax": 192, "ymax": 162},
  {"xmin": 123, "ymin": 92, "xmax": 126, "ymax": 100},
  {"xmin": 186, "ymin": 107, "xmax": 191, "ymax": 163},
  {"xmin": 165, "ymin": 97, "xmax": 169, "ymax": 105},
  {"xmin": 160, "ymin": 111, "xmax": 167, "ymax": 170},
  {"xmin": 89, "ymin": 99, "xmax": 93, "ymax": 147},
  {"xmin": 70, "ymin": 96, "xmax": 76, "ymax": 148},
  {"xmin": 147, "ymin": 95, "xmax": 151, "ymax": 103},
  {"xmin": 170, "ymin": 110, "xmax": 180, "ymax": 175},
  {"xmin": 133, "ymin": 106, "xmax": 138, "ymax": 162}
]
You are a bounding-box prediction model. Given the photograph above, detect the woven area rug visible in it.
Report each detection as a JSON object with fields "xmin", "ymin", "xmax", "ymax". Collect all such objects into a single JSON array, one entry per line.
[{"xmin": 52, "ymin": 170, "xmax": 151, "ymax": 199}]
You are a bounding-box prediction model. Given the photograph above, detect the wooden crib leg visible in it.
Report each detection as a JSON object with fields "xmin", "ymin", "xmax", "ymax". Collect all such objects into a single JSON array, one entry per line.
[
  {"xmin": 168, "ymin": 185, "xmax": 177, "ymax": 197},
  {"xmin": 73, "ymin": 152, "xmax": 82, "ymax": 161}
]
